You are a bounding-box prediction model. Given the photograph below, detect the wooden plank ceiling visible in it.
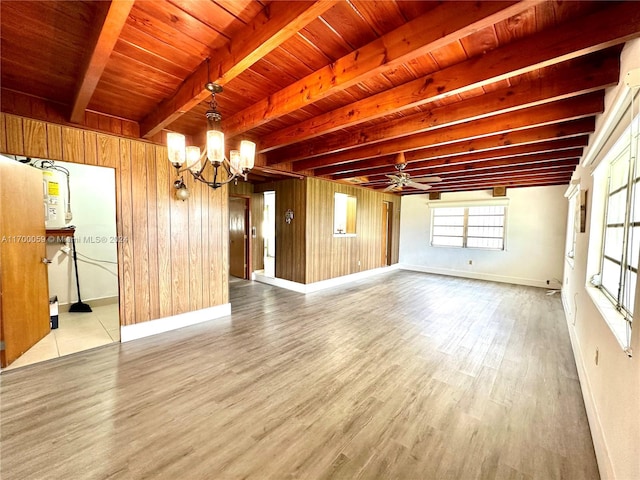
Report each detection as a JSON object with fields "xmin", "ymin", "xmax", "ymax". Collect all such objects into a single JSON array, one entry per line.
[{"xmin": 2, "ymin": 1, "xmax": 639, "ymax": 194}]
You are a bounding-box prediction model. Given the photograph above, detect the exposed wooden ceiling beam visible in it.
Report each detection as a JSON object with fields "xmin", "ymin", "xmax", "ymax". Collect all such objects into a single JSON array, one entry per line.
[
  {"xmin": 269, "ymin": 52, "xmax": 617, "ymax": 165},
  {"xmin": 321, "ymin": 136, "xmax": 589, "ymax": 179},
  {"xmin": 398, "ymin": 176, "xmax": 572, "ymax": 194},
  {"xmin": 440, "ymin": 162, "xmax": 578, "ymax": 182},
  {"xmin": 222, "ymin": 1, "xmax": 537, "ymax": 137},
  {"xmin": 292, "ymin": 93, "xmax": 603, "ymax": 171},
  {"xmin": 259, "ymin": 2, "xmax": 640, "ymax": 152},
  {"xmin": 359, "ymin": 151, "xmax": 582, "ymax": 185},
  {"xmin": 70, "ymin": 0, "xmax": 134, "ymax": 124},
  {"xmin": 399, "ymin": 181, "xmax": 568, "ymax": 195},
  {"xmin": 363, "ymin": 159, "xmax": 579, "ymax": 187},
  {"xmin": 251, "ymin": 166, "xmax": 305, "ymax": 180},
  {"xmin": 139, "ymin": 1, "xmax": 337, "ymax": 138},
  {"xmin": 427, "ymin": 172, "xmax": 573, "ymax": 188}
]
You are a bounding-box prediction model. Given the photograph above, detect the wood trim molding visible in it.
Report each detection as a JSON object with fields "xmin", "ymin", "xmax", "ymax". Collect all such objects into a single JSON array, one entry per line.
[{"xmin": 2, "ymin": 88, "xmax": 143, "ymax": 140}]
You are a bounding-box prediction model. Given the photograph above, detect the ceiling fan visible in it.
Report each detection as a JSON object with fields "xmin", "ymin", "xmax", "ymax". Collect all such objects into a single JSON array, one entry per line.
[{"xmin": 383, "ymin": 155, "xmax": 442, "ymax": 192}]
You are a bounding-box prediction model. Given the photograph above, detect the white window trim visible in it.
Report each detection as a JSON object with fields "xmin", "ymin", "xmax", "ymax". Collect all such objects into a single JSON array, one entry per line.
[
  {"xmin": 585, "ymin": 285, "xmax": 633, "ymax": 355},
  {"xmin": 429, "ymin": 202, "xmax": 508, "ymax": 251},
  {"xmin": 427, "ymin": 198, "xmax": 509, "ymax": 208}
]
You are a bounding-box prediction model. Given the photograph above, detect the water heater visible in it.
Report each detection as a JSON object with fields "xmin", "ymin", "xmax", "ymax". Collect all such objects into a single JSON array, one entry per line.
[{"xmin": 42, "ymin": 169, "xmax": 66, "ymax": 228}]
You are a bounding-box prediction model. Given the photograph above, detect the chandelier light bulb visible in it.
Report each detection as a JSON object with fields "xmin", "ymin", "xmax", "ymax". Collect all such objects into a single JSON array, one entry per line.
[
  {"xmin": 229, "ymin": 150, "xmax": 241, "ymax": 175},
  {"xmin": 207, "ymin": 130, "xmax": 225, "ymax": 166},
  {"xmin": 167, "ymin": 132, "xmax": 186, "ymax": 166},
  {"xmin": 186, "ymin": 146, "xmax": 201, "ymax": 173},
  {"xmin": 240, "ymin": 140, "xmax": 256, "ymax": 170}
]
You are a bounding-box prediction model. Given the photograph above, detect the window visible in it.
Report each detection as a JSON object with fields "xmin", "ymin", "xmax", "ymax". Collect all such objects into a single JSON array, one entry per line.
[
  {"xmin": 599, "ymin": 143, "xmax": 638, "ymax": 318},
  {"xmin": 586, "ymin": 102, "xmax": 639, "ymax": 352},
  {"xmin": 431, "ymin": 205, "xmax": 506, "ymax": 250},
  {"xmin": 334, "ymin": 192, "xmax": 357, "ymax": 235}
]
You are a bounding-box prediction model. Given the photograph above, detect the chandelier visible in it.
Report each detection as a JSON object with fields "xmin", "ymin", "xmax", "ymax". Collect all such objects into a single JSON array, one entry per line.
[{"xmin": 167, "ymin": 81, "xmax": 255, "ymax": 200}]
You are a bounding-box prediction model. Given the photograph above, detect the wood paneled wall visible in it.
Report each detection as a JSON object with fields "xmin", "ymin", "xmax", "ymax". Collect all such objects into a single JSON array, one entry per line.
[
  {"xmin": 305, "ymin": 177, "xmax": 401, "ymax": 284},
  {"xmin": 0, "ymin": 113, "xmax": 229, "ymax": 327},
  {"xmin": 274, "ymin": 179, "xmax": 307, "ymax": 283},
  {"xmin": 254, "ymin": 177, "xmax": 400, "ymax": 284}
]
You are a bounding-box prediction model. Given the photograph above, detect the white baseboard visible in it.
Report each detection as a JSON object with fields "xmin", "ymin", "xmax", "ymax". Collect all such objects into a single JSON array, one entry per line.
[
  {"xmin": 120, "ymin": 303, "xmax": 231, "ymax": 342},
  {"xmin": 252, "ymin": 274, "xmax": 307, "ymax": 293},
  {"xmin": 253, "ymin": 264, "xmax": 400, "ymax": 294},
  {"xmin": 398, "ymin": 263, "xmax": 550, "ymax": 288},
  {"xmin": 561, "ymin": 291, "xmax": 614, "ymax": 480}
]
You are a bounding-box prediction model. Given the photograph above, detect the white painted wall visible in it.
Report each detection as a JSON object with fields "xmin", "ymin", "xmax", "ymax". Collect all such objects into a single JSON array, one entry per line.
[
  {"xmin": 45, "ymin": 161, "xmax": 118, "ymax": 305},
  {"xmin": 399, "ymin": 186, "xmax": 568, "ymax": 288},
  {"xmin": 561, "ymin": 39, "xmax": 640, "ymax": 480}
]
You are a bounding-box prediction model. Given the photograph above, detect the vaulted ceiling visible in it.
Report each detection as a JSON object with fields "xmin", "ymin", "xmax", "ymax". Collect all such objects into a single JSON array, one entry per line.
[{"xmin": 2, "ymin": 1, "xmax": 639, "ymax": 194}]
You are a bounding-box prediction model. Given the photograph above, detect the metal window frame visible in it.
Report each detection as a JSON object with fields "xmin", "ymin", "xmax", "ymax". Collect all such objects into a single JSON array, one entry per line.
[{"xmin": 599, "ymin": 148, "xmax": 637, "ymax": 320}]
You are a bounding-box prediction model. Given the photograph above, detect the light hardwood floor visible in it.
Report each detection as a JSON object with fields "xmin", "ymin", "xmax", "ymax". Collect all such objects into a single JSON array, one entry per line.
[{"xmin": 0, "ymin": 271, "xmax": 598, "ymax": 479}]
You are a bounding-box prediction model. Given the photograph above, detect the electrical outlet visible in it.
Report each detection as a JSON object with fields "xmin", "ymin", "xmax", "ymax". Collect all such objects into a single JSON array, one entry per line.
[
  {"xmin": 358, "ymin": 260, "xmax": 361, "ymax": 266},
  {"xmin": 468, "ymin": 260, "xmax": 472, "ymax": 265},
  {"xmin": 595, "ymin": 347, "xmax": 599, "ymax": 366}
]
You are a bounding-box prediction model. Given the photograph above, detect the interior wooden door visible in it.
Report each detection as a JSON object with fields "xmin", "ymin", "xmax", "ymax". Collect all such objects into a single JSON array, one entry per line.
[
  {"xmin": 0, "ymin": 157, "xmax": 50, "ymax": 367},
  {"xmin": 229, "ymin": 196, "xmax": 248, "ymax": 279}
]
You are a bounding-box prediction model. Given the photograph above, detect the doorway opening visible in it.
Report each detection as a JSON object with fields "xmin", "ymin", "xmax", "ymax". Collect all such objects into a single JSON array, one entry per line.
[
  {"xmin": 1, "ymin": 156, "xmax": 120, "ymax": 370},
  {"xmin": 263, "ymin": 191, "xmax": 275, "ymax": 278}
]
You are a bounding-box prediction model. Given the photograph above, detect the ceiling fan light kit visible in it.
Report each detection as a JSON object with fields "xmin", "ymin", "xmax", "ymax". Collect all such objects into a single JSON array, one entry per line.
[{"xmin": 383, "ymin": 160, "xmax": 442, "ymax": 193}]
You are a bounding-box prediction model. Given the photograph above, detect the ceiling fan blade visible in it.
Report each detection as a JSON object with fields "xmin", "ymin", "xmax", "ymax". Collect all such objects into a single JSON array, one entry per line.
[
  {"xmin": 385, "ymin": 174, "xmax": 400, "ymax": 181},
  {"xmin": 383, "ymin": 184, "xmax": 397, "ymax": 192},
  {"xmin": 407, "ymin": 181, "xmax": 432, "ymax": 191},
  {"xmin": 411, "ymin": 176, "xmax": 443, "ymax": 183}
]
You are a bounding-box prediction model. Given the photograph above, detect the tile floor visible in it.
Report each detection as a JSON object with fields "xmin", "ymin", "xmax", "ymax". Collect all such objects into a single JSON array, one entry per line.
[{"xmin": 3, "ymin": 303, "xmax": 120, "ymax": 371}]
